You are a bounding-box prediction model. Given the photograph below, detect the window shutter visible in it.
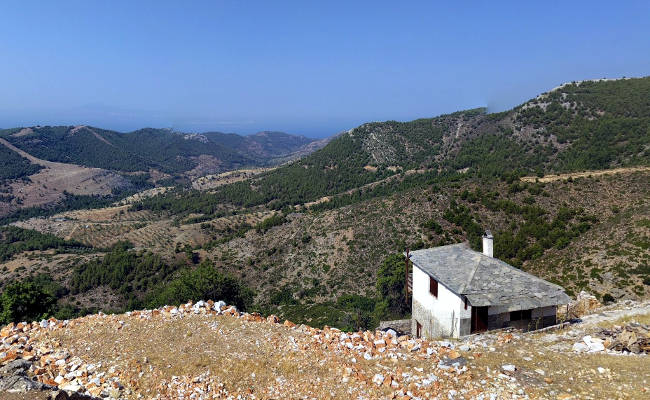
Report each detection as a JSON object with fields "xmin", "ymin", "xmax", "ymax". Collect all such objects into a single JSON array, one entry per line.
[{"xmin": 429, "ymin": 277, "xmax": 438, "ymax": 298}]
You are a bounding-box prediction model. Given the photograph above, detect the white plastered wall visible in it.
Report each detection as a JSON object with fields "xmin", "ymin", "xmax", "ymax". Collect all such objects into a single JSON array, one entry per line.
[{"xmin": 411, "ymin": 265, "xmax": 470, "ymax": 338}]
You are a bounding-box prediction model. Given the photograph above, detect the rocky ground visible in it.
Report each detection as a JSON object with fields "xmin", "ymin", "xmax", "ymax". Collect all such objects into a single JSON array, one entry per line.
[{"xmin": 0, "ymin": 300, "xmax": 648, "ymax": 399}]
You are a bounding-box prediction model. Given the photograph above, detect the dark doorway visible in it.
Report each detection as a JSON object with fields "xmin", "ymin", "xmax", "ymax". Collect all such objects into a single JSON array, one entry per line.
[
  {"xmin": 471, "ymin": 306, "xmax": 488, "ymax": 333},
  {"xmin": 416, "ymin": 321, "xmax": 422, "ymax": 338}
]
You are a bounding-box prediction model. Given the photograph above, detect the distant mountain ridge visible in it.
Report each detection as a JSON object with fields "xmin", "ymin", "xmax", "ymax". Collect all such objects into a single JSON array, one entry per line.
[
  {"xmin": 176, "ymin": 76, "xmax": 650, "ymax": 211},
  {"xmin": 202, "ymin": 130, "xmax": 323, "ymax": 163},
  {"xmin": 0, "ymin": 125, "xmax": 326, "ymax": 176}
]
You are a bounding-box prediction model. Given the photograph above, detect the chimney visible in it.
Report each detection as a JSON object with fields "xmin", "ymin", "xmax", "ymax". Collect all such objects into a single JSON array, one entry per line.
[{"xmin": 482, "ymin": 230, "xmax": 493, "ymax": 257}]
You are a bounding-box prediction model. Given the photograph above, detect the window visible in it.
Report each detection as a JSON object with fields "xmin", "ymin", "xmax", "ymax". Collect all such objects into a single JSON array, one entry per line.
[
  {"xmin": 464, "ymin": 296, "xmax": 468, "ymax": 310},
  {"xmin": 429, "ymin": 277, "xmax": 438, "ymax": 298},
  {"xmin": 510, "ymin": 309, "xmax": 532, "ymax": 321}
]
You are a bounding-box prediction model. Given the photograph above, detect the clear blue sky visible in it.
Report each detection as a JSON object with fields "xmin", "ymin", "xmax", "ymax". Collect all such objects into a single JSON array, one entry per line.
[{"xmin": 1, "ymin": 1, "xmax": 648, "ymax": 137}]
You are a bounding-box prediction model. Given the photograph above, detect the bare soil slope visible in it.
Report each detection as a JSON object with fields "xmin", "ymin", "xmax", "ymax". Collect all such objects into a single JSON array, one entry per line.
[{"xmin": 0, "ymin": 138, "xmax": 130, "ymax": 216}]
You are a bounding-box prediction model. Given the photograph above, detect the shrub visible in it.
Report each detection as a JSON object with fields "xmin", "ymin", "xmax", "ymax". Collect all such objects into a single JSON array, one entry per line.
[
  {"xmin": 146, "ymin": 261, "xmax": 254, "ymax": 311},
  {"xmin": 0, "ymin": 275, "xmax": 63, "ymax": 324},
  {"xmin": 376, "ymin": 254, "xmax": 409, "ymax": 316},
  {"xmin": 256, "ymin": 214, "xmax": 287, "ymax": 233},
  {"xmin": 602, "ymin": 293, "xmax": 615, "ymax": 304}
]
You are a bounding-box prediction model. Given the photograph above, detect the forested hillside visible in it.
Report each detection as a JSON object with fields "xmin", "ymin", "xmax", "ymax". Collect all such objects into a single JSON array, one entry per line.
[
  {"xmin": 135, "ymin": 77, "xmax": 650, "ymax": 215},
  {"xmin": 0, "ymin": 126, "xmax": 321, "ymax": 176},
  {"xmin": 203, "ymin": 130, "xmax": 318, "ymax": 161},
  {"xmin": 0, "ymin": 145, "xmax": 43, "ymax": 183},
  {"xmin": 0, "ymin": 126, "xmax": 250, "ymax": 174}
]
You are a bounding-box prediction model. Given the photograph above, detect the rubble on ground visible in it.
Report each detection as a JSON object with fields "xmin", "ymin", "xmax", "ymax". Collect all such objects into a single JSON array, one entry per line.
[
  {"xmin": 0, "ymin": 300, "xmax": 531, "ymax": 399},
  {"xmin": 594, "ymin": 322, "xmax": 650, "ymax": 354},
  {"xmin": 2, "ymin": 299, "xmax": 649, "ymax": 399},
  {"xmin": 568, "ymin": 291, "xmax": 602, "ymax": 318}
]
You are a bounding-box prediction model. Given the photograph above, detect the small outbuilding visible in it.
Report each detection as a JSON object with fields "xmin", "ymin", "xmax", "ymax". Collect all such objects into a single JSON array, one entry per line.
[{"xmin": 409, "ymin": 231, "xmax": 570, "ymax": 338}]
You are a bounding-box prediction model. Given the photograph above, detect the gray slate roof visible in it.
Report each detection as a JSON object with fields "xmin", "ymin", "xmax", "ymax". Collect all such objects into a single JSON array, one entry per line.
[{"xmin": 408, "ymin": 243, "xmax": 570, "ymax": 311}]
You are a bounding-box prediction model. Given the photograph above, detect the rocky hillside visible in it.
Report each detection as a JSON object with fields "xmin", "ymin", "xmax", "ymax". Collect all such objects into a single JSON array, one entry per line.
[
  {"xmin": 0, "ymin": 299, "xmax": 648, "ymax": 399},
  {"xmin": 4, "ymin": 167, "xmax": 647, "ymax": 332},
  {"xmin": 148, "ymin": 77, "xmax": 649, "ymax": 212}
]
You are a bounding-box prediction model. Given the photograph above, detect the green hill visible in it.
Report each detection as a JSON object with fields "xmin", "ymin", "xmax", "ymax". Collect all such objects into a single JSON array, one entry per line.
[
  {"xmin": 137, "ymin": 77, "xmax": 650, "ymax": 213},
  {"xmin": 0, "ymin": 145, "xmax": 43, "ymax": 183},
  {"xmin": 203, "ymin": 130, "xmax": 316, "ymax": 161},
  {"xmin": 0, "ymin": 126, "xmax": 320, "ymax": 175}
]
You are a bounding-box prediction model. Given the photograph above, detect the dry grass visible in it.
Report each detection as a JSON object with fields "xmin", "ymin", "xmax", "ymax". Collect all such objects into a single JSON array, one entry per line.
[
  {"xmin": 40, "ymin": 314, "xmax": 401, "ymax": 399},
  {"xmin": 470, "ymin": 334, "xmax": 650, "ymax": 399},
  {"xmin": 598, "ymin": 312, "xmax": 650, "ymax": 328},
  {"xmin": 0, "ymin": 393, "xmax": 51, "ymax": 400},
  {"xmin": 33, "ymin": 311, "xmax": 650, "ymax": 399}
]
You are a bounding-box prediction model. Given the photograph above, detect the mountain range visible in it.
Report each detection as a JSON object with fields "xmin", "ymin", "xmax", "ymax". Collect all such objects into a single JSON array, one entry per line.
[
  {"xmin": 0, "ymin": 126, "xmax": 327, "ymax": 177},
  {"xmin": 0, "ymin": 76, "xmax": 648, "ymax": 332},
  {"xmin": 151, "ymin": 77, "xmax": 649, "ymax": 211}
]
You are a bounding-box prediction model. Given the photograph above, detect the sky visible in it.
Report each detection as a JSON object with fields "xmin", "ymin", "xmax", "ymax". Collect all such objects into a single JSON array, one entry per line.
[{"xmin": 0, "ymin": 1, "xmax": 649, "ymax": 138}]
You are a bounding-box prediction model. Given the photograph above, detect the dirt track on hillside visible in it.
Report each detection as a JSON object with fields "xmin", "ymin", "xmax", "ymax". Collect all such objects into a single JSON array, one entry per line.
[{"xmin": 520, "ymin": 166, "xmax": 650, "ymax": 182}]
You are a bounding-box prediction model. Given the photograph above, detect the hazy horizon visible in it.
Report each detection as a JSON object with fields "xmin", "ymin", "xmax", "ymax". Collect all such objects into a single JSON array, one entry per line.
[{"xmin": 1, "ymin": 1, "xmax": 649, "ymax": 138}]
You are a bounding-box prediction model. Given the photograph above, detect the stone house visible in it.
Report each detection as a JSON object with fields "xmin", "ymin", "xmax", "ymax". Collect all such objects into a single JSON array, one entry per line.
[{"xmin": 409, "ymin": 232, "xmax": 570, "ymax": 338}]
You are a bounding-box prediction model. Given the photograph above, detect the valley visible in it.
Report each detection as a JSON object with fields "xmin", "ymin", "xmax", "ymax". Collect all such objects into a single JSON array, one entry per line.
[
  {"xmin": 3, "ymin": 4, "xmax": 649, "ymax": 399},
  {"xmin": 0, "ymin": 77, "xmax": 648, "ymax": 332}
]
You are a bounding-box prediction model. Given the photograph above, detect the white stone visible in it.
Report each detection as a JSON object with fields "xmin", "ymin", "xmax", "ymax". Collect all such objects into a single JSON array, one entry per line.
[
  {"xmin": 597, "ymin": 367, "xmax": 606, "ymax": 374},
  {"xmin": 60, "ymin": 383, "xmax": 83, "ymax": 392},
  {"xmin": 372, "ymin": 373, "xmax": 384, "ymax": 385},
  {"xmin": 588, "ymin": 342, "xmax": 605, "ymax": 352},
  {"xmin": 502, "ymin": 364, "xmax": 516, "ymax": 372},
  {"xmin": 572, "ymin": 342, "xmax": 588, "ymax": 352}
]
